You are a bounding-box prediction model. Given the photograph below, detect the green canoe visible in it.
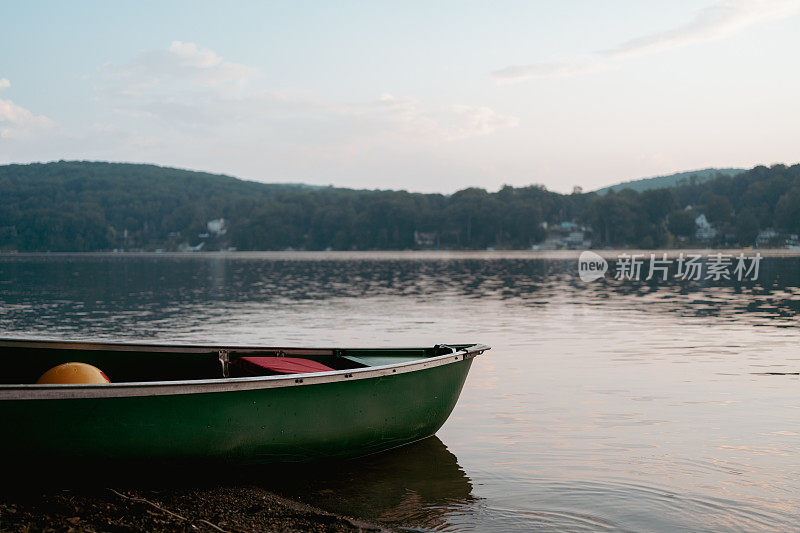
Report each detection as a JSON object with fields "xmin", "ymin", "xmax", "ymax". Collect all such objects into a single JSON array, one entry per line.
[{"xmin": 0, "ymin": 338, "xmax": 489, "ymax": 463}]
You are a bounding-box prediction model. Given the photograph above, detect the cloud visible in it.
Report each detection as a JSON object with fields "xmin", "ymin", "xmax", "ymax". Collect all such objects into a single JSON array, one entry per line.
[
  {"xmin": 251, "ymin": 92, "xmax": 520, "ymax": 144},
  {"xmin": 493, "ymin": 0, "xmax": 800, "ymax": 82},
  {"xmin": 167, "ymin": 41, "xmax": 224, "ymax": 68},
  {"xmin": 0, "ymin": 78, "xmax": 55, "ymax": 139},
  {"xmin": 605, "ymin": 0, "xmax": 800, "ymax": 58},
  {"xmin": 103, "ymin": 40, "xmax": 255, "ymax": 96},
  {"xmin": 73, "ymin": 41, "xmax": 519, "ymax": 180},
  {"xmin": 447, "ymin": 104, "xmax": 521, "ymax": 140},
  {"xmin": 492, "ymin": 59, "xmax": 607, "ymax": 82},
  {"xmin": 98, "ymin": 42, "xmax": 518, "ymax": 145}
]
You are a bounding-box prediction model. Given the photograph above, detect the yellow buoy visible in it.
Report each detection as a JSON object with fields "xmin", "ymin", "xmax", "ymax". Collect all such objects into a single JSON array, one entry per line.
[{"xmin": 36, "ymin": 362, "xmax": 110, "ymax": 384}]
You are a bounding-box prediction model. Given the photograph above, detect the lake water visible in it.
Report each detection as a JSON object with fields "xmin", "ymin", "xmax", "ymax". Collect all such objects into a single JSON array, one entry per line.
[{"xmin": 1, "ymin": 251, "xmax": 799, "ymax": 532}]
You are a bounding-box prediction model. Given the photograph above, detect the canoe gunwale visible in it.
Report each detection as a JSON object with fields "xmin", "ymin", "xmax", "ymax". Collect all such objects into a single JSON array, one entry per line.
[
  {"xmin": 0, "ymin": 342, "xmax": 489, "ymax": 400},
  {"xmin": 0, "ymin": 337, "xmax": 464, "ymax": 355}
]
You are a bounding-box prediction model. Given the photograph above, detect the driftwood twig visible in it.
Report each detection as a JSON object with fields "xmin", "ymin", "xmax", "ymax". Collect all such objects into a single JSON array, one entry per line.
[{"xmin": 107, "ymin": 488, "xmax": 227, "ymax": 532}]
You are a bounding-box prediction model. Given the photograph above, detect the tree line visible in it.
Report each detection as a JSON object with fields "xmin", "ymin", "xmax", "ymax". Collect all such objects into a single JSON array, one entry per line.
[{"xmin": 0, "ymin": 161, "xmax": 798, "ymax": 251}]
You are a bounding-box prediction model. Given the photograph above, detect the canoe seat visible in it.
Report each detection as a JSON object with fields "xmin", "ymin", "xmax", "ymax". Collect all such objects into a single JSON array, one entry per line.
[{"xmin": 232, "ymin": 357, "xmax": 335, "ymax": 376}]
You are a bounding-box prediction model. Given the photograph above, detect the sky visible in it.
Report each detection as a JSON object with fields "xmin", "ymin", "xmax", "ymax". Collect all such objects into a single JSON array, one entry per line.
[{"xmin": 1, "ymin": 0, "xmax": 799, "ymax": 193}]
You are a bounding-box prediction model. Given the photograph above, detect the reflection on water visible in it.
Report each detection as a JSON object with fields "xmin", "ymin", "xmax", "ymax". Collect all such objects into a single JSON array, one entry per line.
[
  {"xmin": 256, "ymin": 437, "xmax": 473, "ymax": 531},
  {"xmin": 0, "ymin": 253, "xmax": 798, "ymax": 339},
  {"xmin": 1, "ymin": 252, "xmax": 799, "ymax": 531}
]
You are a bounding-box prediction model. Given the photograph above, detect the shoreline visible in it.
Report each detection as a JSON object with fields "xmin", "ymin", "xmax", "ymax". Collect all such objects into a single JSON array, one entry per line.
[
  {"xmin": 0, "ymin": 483, "xmax": 391, "ymax": 532},
  {"xmin": 0, "ymin": 248, "xmax": 799, "ymax": 260}
]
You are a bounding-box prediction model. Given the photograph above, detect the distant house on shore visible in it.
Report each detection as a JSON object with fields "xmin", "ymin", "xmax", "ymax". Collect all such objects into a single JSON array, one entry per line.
[
  {"xmin": 414, "ymin": 230, "xmax": 438, "ymax": 247},
  {"xmin": 207, "ymin": 218, "xmax": 227, "ymax": 236},
  {"xmin": 756, "ymin": 229, "xmax": 779, "ymax": 246},
  {"xmin": 694, "ymin": 214, "xmax": 716, "ymax": 240},
  {"xmin": 532, "ymin": 221, "xmax": 592, "ymax": 250}
]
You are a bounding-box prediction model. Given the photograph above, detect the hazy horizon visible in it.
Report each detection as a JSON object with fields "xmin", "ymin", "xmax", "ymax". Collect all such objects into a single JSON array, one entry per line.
[{"xmin": 2, "ymin": 1, "xmax": 799, "ymax": 193}]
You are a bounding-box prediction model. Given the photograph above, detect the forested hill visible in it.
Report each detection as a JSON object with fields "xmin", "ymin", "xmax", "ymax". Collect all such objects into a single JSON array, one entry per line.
[
  {"xmin": 595, "ymin": 168, "xmax": 745, "ymax": 195},
  {"xmin": 0, "ymin": 161, "xmax": 798, "ymax": 251}
]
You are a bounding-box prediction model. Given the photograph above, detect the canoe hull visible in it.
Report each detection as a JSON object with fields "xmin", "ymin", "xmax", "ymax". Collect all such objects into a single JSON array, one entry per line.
[{"xmin": 0, "ymin": 357, "xmax": 473, "ymax": 463}]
